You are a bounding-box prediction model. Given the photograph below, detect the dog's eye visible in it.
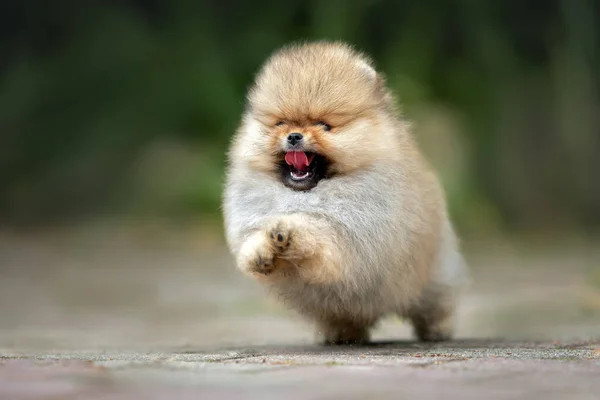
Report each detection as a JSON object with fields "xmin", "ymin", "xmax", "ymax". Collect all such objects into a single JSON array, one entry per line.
[
  {"xmin": 316, "ymin": 121, "xmax": 332, "ymax": 131},
  {"xmin": 275, "ymin": 121, "xmax": 286, "ymax": 127}
]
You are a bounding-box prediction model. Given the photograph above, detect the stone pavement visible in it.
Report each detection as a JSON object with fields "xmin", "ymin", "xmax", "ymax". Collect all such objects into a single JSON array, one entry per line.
[
  {"xmin": 0, "ymin": 223, "xmax": 599, "ymax": 399},
  {"xmin": 2, "ymin": 340, "xmax": 600, "ymax": 399}
]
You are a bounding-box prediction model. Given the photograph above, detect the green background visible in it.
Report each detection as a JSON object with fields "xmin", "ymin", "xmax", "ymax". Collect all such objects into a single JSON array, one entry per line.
[{"xmin": 1, "ymin": 0, "xmax": 598, "ymax": 239}]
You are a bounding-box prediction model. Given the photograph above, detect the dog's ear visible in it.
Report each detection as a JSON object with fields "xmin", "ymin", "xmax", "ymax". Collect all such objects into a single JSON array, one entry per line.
[
  {"xmin": 356, "ymin": 58, "xmax": 387, "ymax": 98},
  {"xmin": 373, "ymin": 71, "xmax": 388, "ymax": 95},
  {"xmin": 356, "ymin": 59, "xmax": 377, "ymax": 81}
]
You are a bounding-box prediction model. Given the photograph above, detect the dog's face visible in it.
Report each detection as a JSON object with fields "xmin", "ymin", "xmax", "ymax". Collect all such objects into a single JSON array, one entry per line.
[{"xmin": 231, "ymin": 42, "xmax": 395, "ymax": 191}]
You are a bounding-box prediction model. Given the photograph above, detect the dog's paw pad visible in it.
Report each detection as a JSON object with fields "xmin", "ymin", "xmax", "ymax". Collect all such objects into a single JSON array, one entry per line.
[
  {"xmin": 239, "ymin": 234, "xmax": 276, "ymax": 276},
  {"xmin": 249, "ymin": 253, "xmax": 274, "ymax": 275},
  {"xmin": 269, "ymin": 225, "xmax": 291, "ymax": 250}
]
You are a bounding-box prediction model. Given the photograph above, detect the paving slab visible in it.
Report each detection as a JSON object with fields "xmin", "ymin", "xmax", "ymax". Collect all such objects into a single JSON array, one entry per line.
[
  {"xmin": 2, "ymin": 339, "xmax": 600, "ymax": 400},
  {"xmin": 1, "ymin": 225, "xmax": 600, "ymax": 399}
]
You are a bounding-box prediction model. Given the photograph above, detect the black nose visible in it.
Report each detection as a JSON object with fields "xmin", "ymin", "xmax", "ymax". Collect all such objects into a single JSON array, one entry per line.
[{"xmin": 287, "ymin": 132, "xmax": 303, "ymax": 146}]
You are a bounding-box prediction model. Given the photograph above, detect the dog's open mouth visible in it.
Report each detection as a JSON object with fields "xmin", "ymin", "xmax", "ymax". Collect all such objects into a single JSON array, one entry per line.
[
  {"xmin": 279, "ymin": 151, "xmax": 328, "ymax": 190},
  {"xmin": 285, "ymin": 151, "xmax": 315, "ymax": 181}
]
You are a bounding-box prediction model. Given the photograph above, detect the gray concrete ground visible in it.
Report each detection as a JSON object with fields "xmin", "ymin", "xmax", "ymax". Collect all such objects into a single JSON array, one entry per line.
[{"xmin": 1, "ymin": 221, "xmax": 599, "ymax": 399}]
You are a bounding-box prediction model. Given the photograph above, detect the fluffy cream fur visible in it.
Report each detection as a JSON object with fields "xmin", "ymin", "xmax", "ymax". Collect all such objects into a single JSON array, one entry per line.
[{"xmin": 222, "ymin": 41, "xmax": 467, "ymax": 344}]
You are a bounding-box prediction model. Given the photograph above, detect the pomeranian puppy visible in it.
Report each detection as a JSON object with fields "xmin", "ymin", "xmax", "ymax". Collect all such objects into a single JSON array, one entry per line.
[{"xmin": 222, "ymin": 41, "xmax": 467, "ymax": 344}]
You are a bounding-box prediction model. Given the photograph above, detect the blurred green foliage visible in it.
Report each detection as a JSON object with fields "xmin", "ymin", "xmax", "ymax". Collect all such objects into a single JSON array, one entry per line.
[{"xmin": 0, "ymin": 1, "xmax": 598, "ymax": 235}]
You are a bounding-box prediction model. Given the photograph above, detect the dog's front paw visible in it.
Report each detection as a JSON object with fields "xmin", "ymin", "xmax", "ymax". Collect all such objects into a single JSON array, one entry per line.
[
  {"xmin": 268, "ymin": 221, "xmax": 292, "ymax": 252},
  {"xmin": 238, "ymin": 232, "xmax": 275, "ymax": 276},
  {"xmin": 267, "ymin": 216, "xmax": 312, "ymax": 260}
]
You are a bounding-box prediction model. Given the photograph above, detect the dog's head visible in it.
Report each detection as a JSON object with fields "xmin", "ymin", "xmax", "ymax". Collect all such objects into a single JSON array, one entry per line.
[{"xmin": 231, "ymin": 41, "xmax": 400, "ymax": 191}]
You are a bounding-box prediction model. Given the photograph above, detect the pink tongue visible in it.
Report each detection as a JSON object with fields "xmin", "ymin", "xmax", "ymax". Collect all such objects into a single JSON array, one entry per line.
[{"xmin": 285, "ymin": 151, "xmax": 312, "ymax": 171}]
